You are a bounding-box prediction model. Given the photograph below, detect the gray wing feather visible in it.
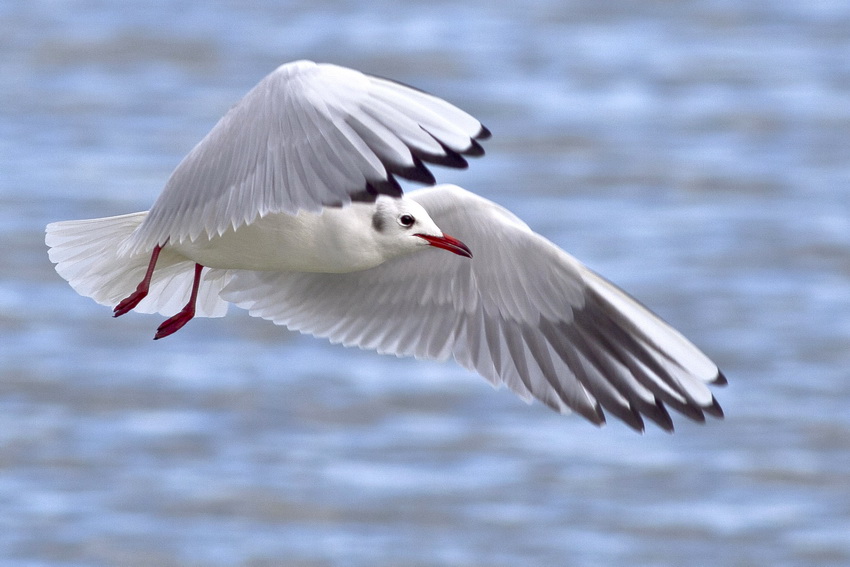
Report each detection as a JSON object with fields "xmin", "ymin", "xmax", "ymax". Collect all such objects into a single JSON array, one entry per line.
[
  {"xmin": 221, "ymin": 185, "xmax": 724, "ymax": 431},
  {"xmin": 125, "ymin": 61, "xmax": 488, "ymax": 254}
]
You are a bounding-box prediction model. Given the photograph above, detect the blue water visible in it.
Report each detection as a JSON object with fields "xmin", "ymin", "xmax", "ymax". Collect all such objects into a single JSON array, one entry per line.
[{"xmin": 2, "ymin": 1, "xmax": 850, "ymax": 565}]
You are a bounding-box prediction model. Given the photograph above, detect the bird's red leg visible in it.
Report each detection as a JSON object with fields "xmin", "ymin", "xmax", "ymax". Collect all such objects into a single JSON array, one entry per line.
[
  {"xmin": 153, "ymin": 263, "xmax": 204, "ymax": 340},
  {"xmin": 113, "ymin": 244, "xmax": 163, "ymax": 317}
]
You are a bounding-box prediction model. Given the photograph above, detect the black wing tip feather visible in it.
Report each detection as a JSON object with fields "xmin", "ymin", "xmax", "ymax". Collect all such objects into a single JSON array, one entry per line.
[
  {"xmin": 563, "ymin": 373, "xmax": 724, "ymax": 433},
  {"xmin": 564, "ymin": 398, "xmax": 607, "ymax": 428},
  {"xmin": 414, "ymin": 126, "xmax": 490, "ymax": 169},
  {"xmin": 595, "ymin": 400, "xmax": 678, "ymax": 434},
  {"xmin": 704, "ymin": 396, "xmax": 725, "ymax": 418},
  {"xmin": 610, "ymin": 406, "xmax": 646, "ymax": 433},
  {"xmin": 463, "ymin": 138, "xmax": 486, "ymax": 158},
  {"xmin": 475, "ymin": 124, "xmax": 492, "ymax": 140},
  {"xmin": 651, "ymin": 402, "xmax": 676, "ymax": 432},
  {"xmin": 384, "ymin": 155, "xmax": 437, "ymax": 186},
  {"xmin": 637, "ymin": 399, "xmax": 675, "ymax": 433},
  {"xmin": 411, "ymin": 144, "xmax": 470, "ymax": 170},
  {"xmin": 371, "ymin": 132, "xmax": 490, "ymax": 191},
  {"xmin": 590, "ymin": 399, "xmax": 715, "ymax": 433},
  {"xmin": 595, "ymin": 398, "xmax": 725, "ymax": 433},
  {"xmin": 351, "ymin": 176, "xmax": 404, "ymax": 203},
  {"xmin": 570, "ymin": 289, "xmax": 725, "ymax": 432},
  {"xmin": 587, "ymin": 403, "xmax": 607, "ymax": 427}
]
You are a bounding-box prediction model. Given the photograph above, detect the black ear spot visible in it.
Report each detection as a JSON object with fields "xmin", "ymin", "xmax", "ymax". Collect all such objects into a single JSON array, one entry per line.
[{"xmin": 372, "ymin": 212, "xmax": 386, "ymax": 232}]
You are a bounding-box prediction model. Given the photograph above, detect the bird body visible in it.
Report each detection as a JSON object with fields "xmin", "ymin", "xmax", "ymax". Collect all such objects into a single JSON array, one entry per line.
[
  {"xmin": 167, "ymin": 196, "xmax": 448, "ymax": 273},
  {"xmin": 45, "ymin": 60, "xmax": 726, "ymax": 431}
]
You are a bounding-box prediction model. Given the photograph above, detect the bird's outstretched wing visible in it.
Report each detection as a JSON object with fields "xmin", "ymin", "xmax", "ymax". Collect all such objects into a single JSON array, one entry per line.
[
  {"xmin": 221, "ymin": 185, "xmax": 725, "ymax": 432},
  {"xmin": 126, "ymin": 60, "xmax": 489, "ymax": 254}
]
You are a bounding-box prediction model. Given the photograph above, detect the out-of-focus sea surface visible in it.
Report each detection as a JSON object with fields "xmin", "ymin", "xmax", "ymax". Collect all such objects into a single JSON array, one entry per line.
[{"xmin": 2, "ymin": 1, "xmax": 849, "ymax": 565}]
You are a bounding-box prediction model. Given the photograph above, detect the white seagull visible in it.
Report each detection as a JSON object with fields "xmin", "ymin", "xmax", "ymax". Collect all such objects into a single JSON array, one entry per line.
[{"xmin": 46, "ymin": 60, "xmax": 725, "ymax": 432}]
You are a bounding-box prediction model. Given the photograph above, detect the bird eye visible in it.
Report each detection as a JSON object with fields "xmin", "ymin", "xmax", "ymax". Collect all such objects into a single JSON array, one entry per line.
[{"xmin": 397, "ymin": 214, "xmax": 415, "ymax": 228}]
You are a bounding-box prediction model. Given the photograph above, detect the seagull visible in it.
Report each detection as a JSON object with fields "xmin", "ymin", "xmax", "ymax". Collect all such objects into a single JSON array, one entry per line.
[{"xmin": 46, "ymin": 60, "xmax": 725, "ymax": 432}]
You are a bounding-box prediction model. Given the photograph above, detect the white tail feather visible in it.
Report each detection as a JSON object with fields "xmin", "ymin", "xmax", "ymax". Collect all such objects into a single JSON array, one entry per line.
[{"xmin": 45, "ymin": 212, "xmax": 230, "ymax": 318}]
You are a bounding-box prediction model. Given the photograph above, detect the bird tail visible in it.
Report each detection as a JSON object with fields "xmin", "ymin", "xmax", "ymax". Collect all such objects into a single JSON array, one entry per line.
[{"xmin": 45, "ymin": 212, "xmax": 230, "ymax": 317}]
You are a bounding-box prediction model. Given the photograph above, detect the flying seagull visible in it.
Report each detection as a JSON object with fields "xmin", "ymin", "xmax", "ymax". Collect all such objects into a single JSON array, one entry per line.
[{"xmin": 46, "ymin": 60, "xmax": 725, "ymax": 432}]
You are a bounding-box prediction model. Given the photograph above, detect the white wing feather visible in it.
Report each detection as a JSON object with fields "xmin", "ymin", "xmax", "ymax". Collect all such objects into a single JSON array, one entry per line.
[{"xmin": 221, "ymin": 185, "xmax": 725, "ymax": 431}]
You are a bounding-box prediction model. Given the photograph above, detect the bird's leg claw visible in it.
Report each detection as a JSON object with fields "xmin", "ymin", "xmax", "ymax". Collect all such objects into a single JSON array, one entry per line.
[
  {"xmin": 113, "ymin": 245, "xmax": 163, "ymax": 318},
  {"xmin": 152, "ymin": 262, "xmax": 204, "ymax": 340},
  {"xmin": 153, "ymin": 306, "xmax": 195, "ymax": 340},
  {"xmin": 113, "ymin": 288, "xmax": 147, "ymax": 317}
]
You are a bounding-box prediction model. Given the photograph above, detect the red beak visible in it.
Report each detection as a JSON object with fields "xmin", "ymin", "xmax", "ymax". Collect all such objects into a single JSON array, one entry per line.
[{"xmin": 416, "ymin": 233, "xmax": 473, "ymax": 258}]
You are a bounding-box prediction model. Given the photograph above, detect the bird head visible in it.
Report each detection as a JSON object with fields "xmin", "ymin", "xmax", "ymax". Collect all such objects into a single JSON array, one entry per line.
[{"xmin": 371, "ymin": 197, "xmax": 472, "ymax": 260}]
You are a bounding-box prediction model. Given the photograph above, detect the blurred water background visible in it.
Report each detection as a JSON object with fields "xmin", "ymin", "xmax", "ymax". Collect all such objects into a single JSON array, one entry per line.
[{"xmin": 2, "ymin": 1, "xmax": 850, "ymax": 565}]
